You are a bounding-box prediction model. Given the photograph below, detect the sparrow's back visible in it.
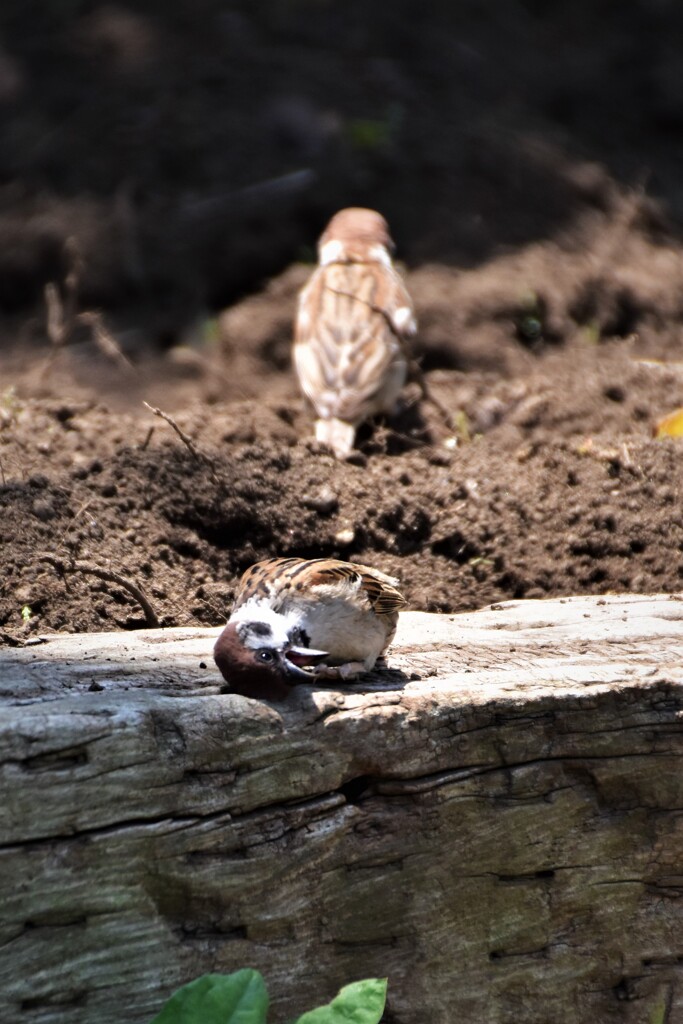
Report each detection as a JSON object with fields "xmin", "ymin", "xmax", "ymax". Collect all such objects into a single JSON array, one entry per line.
[
  {"xmin": 293, "ymin": 207, "xmax": 415, "ymax": 459},
  {"xmin": 295, "ymin": 261, "xmax": 408, "ymax": 424}
]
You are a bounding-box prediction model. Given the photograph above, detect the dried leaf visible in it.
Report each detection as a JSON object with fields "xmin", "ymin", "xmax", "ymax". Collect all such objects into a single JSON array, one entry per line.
[{"xmin": 654, "ymin": 407, "xmax": 683, "ymax": 438}]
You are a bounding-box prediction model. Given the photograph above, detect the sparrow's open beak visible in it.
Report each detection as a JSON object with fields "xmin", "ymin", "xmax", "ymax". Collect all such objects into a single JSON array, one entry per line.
[{"xmin": 282, "ymin": 645, "xmax": 329, "ymax": 681}]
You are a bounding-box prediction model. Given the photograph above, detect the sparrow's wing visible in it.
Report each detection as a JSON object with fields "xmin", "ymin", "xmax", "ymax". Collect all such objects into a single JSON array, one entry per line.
[
  {"xmin": 284, "ymin": 558, "xmax": 406, "ymax": 616},
  {"xmin": 318, "ymin": 560, "xmax": 407, "ymax": 616},
  {"xmin": 234, "ymin": 557, "xmax": 406, "ymax": 617},
  {"xmin": 294, "ymin": 263, "xmax": 413, "ymax": 423}
]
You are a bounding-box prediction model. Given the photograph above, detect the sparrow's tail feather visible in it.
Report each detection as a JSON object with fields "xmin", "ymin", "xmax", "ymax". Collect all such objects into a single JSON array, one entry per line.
[{"xmin": 315, "ymin": 418, "xmax": 356, "ymax": 460}]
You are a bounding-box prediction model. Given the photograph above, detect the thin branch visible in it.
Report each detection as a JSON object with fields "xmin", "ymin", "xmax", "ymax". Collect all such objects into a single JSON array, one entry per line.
[
  {"xmin": 78, "ymin": 311, "xmax": 132, "ymax": 372},
  {"xmin": 45, "ymin": 282, "xmax": 67, "ymax": 347},
  {"xmin": 179, "ymin": 168, "xmax": 315, "ymax": 222},
  {"xmin": 62, "ymin": 235, "xmax": 83, "ymax": 329},
  {"xmin": 0, "ymin": 631, "xmax": 22, "ymax": 647},
  {"xmin": 139, "ymin": 425, "xmax": 155, "ymax": 451},
  {"xmin": 143, "ymin": 402, "xmax": 220, "ymax": 484},
  {"xmin": 54, "ymin": 497, "xmax": 95, "ymax": 553},
  {"xmin": 41, "ymin": 555, "xmax": 161, "ymax": 629},
  {"xmin": 43, "ymin": 237, "xmax": 131, "ymax": 373},
  {"xmin": 321, "ymin": 283, "xmax": 457, "ymax": 438}
]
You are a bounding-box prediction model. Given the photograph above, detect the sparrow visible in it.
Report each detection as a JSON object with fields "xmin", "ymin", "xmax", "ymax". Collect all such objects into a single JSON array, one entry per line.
[
  {"xmin": 213, "ymin": 556, "xmax": 406, "ymax": 701},
  {"xmin": 294, "ymin": 207, "xmax": 416, "ymax": 459}
]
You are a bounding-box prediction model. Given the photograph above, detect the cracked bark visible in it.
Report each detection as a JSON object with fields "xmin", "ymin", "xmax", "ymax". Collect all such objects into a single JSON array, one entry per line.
[{"xmin": 1, "ymin": 594, "xmax": 683, "ymax": 1023}]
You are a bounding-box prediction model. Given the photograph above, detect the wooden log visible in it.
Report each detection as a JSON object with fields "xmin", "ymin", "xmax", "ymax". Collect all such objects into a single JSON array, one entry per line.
[{"xmin": 2, "ymin": 593, "xmax": 683, "ymax": 1023}]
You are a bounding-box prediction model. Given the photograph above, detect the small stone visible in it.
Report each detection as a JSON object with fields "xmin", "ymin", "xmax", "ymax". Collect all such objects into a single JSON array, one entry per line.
[
  {"xmin": 335, "ymin": 526, "xmax": 355, "ymax": 546},
  {"xmin": 304, "ymin": 486, "xmax": 338, "ymax": 515},
  {"xmin": 32, "ymin": 497, "xmax": 56, "ymax": 521},
  {"xmin": 345, "ymin": 451, "xmax": 367, "ymax": 467},
  {"xmin": 427, "ymin": 450, "xmax": 452, "ymax": 467},
  {"xmin": 54, "ymin": 405, "xmax": 75, "ymax": 423},
  {"xmin": 604, "ymin": 384, "xmax": 625, "ymax": 403}
]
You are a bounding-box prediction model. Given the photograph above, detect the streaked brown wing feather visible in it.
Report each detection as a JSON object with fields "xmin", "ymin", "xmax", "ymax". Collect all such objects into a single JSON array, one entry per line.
[
  {"xmin": 356, "ymin": 567, "xmax": 406, "ymax": 615},
  {"xmin": 233, "ymin": 557, "xmax": 406, "ymax": 617},
  {"xmin": 301, "ymin": 559, "xmax": 406, "ymax": 615}
]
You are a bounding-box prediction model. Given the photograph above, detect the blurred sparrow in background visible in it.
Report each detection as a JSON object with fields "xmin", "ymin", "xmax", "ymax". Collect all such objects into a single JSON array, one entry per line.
[
  {"xmin": 294, "ymin": 207, "xmax": 416, "ymax": 459},
  {"xmin": 213, "ymin": 556, "xmax": 405, "ymax": 701}
]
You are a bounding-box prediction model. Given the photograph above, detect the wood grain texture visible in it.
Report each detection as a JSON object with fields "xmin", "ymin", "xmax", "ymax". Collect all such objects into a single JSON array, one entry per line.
[{"xmin": 2, "ymin": 594, "xmax": 683, "ymax": 1023}]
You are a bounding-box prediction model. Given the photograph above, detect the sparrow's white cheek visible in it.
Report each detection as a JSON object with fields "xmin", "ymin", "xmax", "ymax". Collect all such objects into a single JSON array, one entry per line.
[
  {"xmin": 367, "ymin": 244, "xmax": 392, "ymax": 268},
  {"xmin": 393, "ymin": 306, "xmax": 415, "ymax": 332},
  {"xmin": 298, "ymin": 307, "xmax": 310, "ymax": 329},
  {"xmin": 319, "ymin": 239, "xmax": 345, "ymax": 266}
]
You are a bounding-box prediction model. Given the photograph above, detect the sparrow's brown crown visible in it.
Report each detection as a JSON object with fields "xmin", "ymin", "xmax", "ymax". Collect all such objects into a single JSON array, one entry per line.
[{"xmin": 318, "ymin": 207, "xmax": 394, "ymax": 261}]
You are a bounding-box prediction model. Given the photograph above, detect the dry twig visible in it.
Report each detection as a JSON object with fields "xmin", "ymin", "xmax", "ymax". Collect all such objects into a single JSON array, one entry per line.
[
  {"xmin": 143, "ymin": 402, "xmax": 220, "ymax": 484},
  {"xmin": 41, "ymin": 555, "xmax": 161, "ymax": 629},
  {"xmin": 139, "ymin": 425, "xmax": 155, "ymax": 451},
  {"xmin": 78, "ymin": 311, "xmax": 132, "ymax": 372},
  {"xmin": 0, "ymin": 631, "xmax": 22, "ymax": 648},
  {"xmin": 43, "ymin": 237, "xmax": 132, "ymax": 372}
]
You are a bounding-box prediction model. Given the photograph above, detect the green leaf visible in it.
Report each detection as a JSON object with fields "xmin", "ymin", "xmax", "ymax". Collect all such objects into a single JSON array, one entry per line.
[
  {"xmin": 150, "ymin": 970, "xmax": 269, "ymax": 1024},
  {"xmin": 294, "ymin": 978, "xmax": 387, "ymax": 1024},
  {"xmin": 648, "ymin": 995, "xmax": 667, "ymax": 1024},
  {"xmin": 346, "ymin": 118, "xmax": 392, "ymax": 150}
]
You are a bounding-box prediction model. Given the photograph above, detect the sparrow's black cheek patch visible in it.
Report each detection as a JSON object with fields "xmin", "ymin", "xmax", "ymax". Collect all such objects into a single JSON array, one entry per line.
[
  {"xmin": 289, "ymin": 626, "xmax": 311, "ymax": 648},
  {"xmin": 250, "ymin": 622, "xmax": 273, "ymax": 638}
]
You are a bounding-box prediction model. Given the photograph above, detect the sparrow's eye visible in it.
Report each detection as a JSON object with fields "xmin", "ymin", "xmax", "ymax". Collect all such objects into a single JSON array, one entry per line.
[{"xmin": 257, "ymin": 649, "xmax": 275, "ymax": 663}]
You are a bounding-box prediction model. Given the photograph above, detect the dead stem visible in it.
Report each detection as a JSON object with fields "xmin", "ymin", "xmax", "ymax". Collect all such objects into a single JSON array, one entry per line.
[
  {"xmin": 143, "ymin": 402, "xmax": 220, "ymax": 485},
  {"xmin": 41, "ymin": 555, "xmax": 161, "ymax": 629},
  {"xmin": 42, "ymin": 237, "xmax": 132, "ymax": 374}
]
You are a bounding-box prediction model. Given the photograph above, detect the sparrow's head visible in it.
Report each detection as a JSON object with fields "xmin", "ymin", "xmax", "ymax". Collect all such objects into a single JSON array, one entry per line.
[
  {"xmin": 213, "ymin": 615, "xmax": 328, "ymax": 701},
  {"xmin": 318, "ymin": 207, "xmax": 395, "ymax": 266}
]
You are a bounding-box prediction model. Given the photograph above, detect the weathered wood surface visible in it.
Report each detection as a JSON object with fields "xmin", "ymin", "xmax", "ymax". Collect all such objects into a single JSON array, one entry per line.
[{"xmin": 2, "ymin": 593, "xmax": 683, "ymax": 1024}]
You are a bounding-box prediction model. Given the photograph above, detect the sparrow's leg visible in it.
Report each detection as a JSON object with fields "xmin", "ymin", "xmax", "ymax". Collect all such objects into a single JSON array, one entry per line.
[{"xmin": 313, "ymin": 661, "xmax": 367, "ymax": 681}]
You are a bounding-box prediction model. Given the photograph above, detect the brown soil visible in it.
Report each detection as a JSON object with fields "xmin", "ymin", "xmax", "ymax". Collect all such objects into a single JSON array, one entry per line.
[
  {"xmin": 3, "ymin": 235, "xmax": 683, "ymax": 641},
  {"xmin": 1, "ymin": 3, "xmax": 683, "ymax": 643}
]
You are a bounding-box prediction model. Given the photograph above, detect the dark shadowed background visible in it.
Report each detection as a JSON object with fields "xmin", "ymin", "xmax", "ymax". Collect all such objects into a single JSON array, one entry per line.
[{"xmin": 2, "ymin": 1, "xmax": 683, "ymax": 321}]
